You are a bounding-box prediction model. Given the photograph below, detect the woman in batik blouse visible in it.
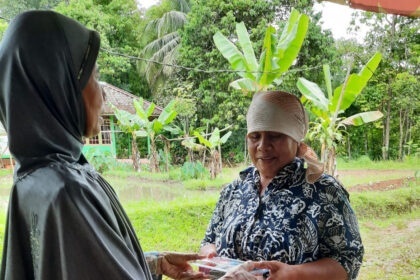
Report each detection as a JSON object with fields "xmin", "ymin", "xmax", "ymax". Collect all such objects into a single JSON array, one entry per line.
[{"xmin": 201, "ymin": 91, "xmax": 363, "ymax": 280}]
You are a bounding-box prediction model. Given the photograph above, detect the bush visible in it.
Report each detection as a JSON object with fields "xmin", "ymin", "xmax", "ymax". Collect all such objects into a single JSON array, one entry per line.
[
  {"xmin": 179, "ymin": 161, "xmax": 209, "ymax": 180},
  {"xmin": 84, "ymin": 148, "xmax": 116, "ymax": 173}
]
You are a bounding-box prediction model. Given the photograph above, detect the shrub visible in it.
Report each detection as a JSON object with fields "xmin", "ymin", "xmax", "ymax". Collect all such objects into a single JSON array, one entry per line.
[
  {"xmin": 84, "ymin": 148, "xmax": 116, "ymax": 173},
  {"xmin": 179, "ymin": 161, "xmax": 209, "ymax": 180}
]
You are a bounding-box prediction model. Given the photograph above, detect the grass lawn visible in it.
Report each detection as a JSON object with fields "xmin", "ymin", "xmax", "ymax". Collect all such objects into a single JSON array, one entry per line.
[{"xmin": 0, "ymin": 157, "xmax": 418, "ymax": 279}]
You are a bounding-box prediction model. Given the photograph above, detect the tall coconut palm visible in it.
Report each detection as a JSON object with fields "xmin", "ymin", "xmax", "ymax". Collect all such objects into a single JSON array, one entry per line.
[{"xmin": 141, "ymin": 0, "xmax": 190, "ymax": 89}]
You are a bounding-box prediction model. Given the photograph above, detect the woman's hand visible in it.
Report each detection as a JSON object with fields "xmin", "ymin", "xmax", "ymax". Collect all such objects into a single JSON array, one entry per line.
[
  {"xmin": 199, "ymin": 244, "xmax": 218, "ymax": 258},
  {"xmin": 158, "ymin": 252, "xmax": 205, "ymax": 280},
  {"xmin": 221, "ymin": 261, "xmax": 262, "ymax": 280},
  {"xmin": 253, "ymin": 261, "xmax": 298, "ymax": 280}
]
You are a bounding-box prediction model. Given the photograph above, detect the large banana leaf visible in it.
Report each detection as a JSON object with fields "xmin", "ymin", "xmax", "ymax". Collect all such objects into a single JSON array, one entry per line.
[
  {"xmin": 358, "ymin": 52, "xmax": 382, "ymax": 85},
  {"xmin": 330, "ymin": 52, "xmax": 381, "ymax": 113},
  {"xmin": 257, "ymin": 25, "xmax": 278, "ymax": 87},
  {"xmin": 208, "ymin": 128, "xmax": 220, "ymax": 146},
  {"xmin": 230, "ymin": 78, "xmax": 258, "ymax": 91},
  {"xmin": 158, "ymin": 99, "xmax": 177, "ymax": 125},
  {"xmin": 112, "ymin": 105, "xmax": 144, "ymax": 132},
  {"xmin": 276, "ymin": 9, "xmax": 309, "ymax": 73},
  {"xmin": 133, "ymin": 98, "xmax": 147, "ymax": 120},
  {"xmin": 146, "ymin": 102, "xmax": 155, "ymax": 118},
  {"xmin": 181, "ymin": 138, "xmax": 206, "ymax": 151},
  {"xmin": 194, "ymin": 131, "xmax": 212, "ymax": 148},
  {"xmin": 220, "ymin": 131, "xmax": 232, "ymax": 144},
  {"xmin": 297, "ymin": 78, "xmax": 329, "ymax": 111},
  {"xmin": 236, "ymin": 22, "xmax": 258, "ymax": 74},
  {"xmin": 213, "ymin": 31, "xmax": 250, "ymax": 79},
  {"xmin": 339, "ymin": 111, "xmax": 383, "ymax": 126}
]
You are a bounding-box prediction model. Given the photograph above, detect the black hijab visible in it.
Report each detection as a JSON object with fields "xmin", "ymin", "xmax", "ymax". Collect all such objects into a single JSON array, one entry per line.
[
  {"xmin": 0, "ymin": 11, "xmax": 152, "ymax": 280},
  {"xmin": 0, "ymin": 10, "xmax": 99, "ymax": 177}
]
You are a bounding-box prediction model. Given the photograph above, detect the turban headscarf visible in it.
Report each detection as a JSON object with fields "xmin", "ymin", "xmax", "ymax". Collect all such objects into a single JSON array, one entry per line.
[{"xmin": 246, "ymin": 91, "xmax": 324, "ymax": 183}]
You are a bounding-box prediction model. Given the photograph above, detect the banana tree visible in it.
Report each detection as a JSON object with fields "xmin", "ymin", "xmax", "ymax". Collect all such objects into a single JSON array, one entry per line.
[
  {"xmin": 194, "ymin": 128, "xmax": 232, "ymax": 179},
  {"xmin": 297, "ymin": 52, "xmax": 383, "ymax": 177},
  {"xmin": 112, "ymin": 105, "xmax": 144, "ymax": 172},
  {"xmin": 133, "ymin": 98, "xmax": 177, "ymax": 173},
  {"xmin": 213, "ymin": 8, "xmax": 309, "ymax": 93}
]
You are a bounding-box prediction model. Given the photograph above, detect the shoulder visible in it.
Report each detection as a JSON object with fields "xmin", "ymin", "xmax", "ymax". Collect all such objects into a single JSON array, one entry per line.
[
  {"xmin": 14, "ymin": 162, "xmax": 103, "ymax": 206},
  {"xmin": 314, "ymin": 174, "xmax": 350, "ymax": 205},
  {"xmin": 219, "ymin": 166, "xmax": 256, "ymax": 198}
]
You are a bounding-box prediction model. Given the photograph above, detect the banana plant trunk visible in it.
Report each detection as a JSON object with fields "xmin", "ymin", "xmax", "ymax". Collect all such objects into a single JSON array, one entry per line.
[
  {"xmin": 210, "ymin": 150, "xmax": 221, "ymax": 179},
  {"xmin": 324, "ymin": 146, "xmax": 337, "ymax": 178},
  {"xmin": 131, "ymin": 133, "xmax": 140, "ymax": 172},
  {"xmin": 149, "ymin": 136, "xmax": 160, "ymax": 173}
]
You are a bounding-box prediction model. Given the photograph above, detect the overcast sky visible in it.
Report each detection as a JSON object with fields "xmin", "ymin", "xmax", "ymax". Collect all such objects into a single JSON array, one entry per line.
[{"xmin": 136, "ymin": 0, "xmax": 367, "ymax": 42}]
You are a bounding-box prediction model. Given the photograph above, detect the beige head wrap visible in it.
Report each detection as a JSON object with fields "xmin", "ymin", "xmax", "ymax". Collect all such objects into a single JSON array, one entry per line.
[{"xmin": 246, "ymin": 91, "xmax": 324, "ymax": 183}]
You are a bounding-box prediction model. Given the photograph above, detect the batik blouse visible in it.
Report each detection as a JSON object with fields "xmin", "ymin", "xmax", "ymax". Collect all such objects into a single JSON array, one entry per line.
[{"xmin": 202, "ymin": 158, "xmax": 363, "ymax": 280}]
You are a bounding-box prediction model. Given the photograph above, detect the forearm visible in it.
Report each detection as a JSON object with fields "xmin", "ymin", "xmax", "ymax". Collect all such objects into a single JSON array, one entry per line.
[{"xmin": 293, "ymin": 258, "xmax": 347, "ymax": 280}]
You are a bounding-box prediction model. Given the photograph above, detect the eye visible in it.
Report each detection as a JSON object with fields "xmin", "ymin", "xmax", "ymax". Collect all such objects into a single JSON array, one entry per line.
[{"xmin": 248, "ymin": 133, "xmax": 260, "ymax": 141}]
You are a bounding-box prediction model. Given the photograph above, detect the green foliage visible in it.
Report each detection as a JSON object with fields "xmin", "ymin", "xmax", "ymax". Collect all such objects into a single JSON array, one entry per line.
[
  {"xmin": 179, "ymin": 161, "xmax": 208, "ymax": 180},
  {"xmin": 213, "ymin": 9, "xmax": 308, "ymax": 93},
  {"xmin": 0, "ymin": 0, "xmax": 64, "ymax": 19},
  {"xmin": 55, "ymin": 0, "xmax": 149, "ymax": 95},
  {"xmin": 84, "ymin": 147, "xmax": 116, "ymax": 173},
  {"xmin": 298, "ymin": 53, "xmax": 383, "ymax": 172}
]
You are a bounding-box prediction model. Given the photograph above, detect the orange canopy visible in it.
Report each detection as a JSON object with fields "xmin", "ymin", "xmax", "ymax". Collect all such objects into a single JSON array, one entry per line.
[{"xmin": 322, "ymin": 0, "xmax": 420, "ymax": 17}]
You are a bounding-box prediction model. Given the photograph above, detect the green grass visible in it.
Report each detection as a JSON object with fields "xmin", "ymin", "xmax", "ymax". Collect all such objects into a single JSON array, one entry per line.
[
  {"xmin": 0, "ymin": 169, "xmax": 12, "ymax": 177},
  {"xmin": 337, "ymin": 156, "xmax": 420, "ymax": 170},
  {"xmin": 350, "ymin": 182, "xmax": 420, "ymax": 219},
  {"xmin": 124, "ymin": 195, "xmax": 218, "ymax": 252},
  {"xmin": 358, "ymin": 209, "xmax": 420, "ymax": 280},
  {"xmin": 342, "ymin": 171, "xmax": 417, "ymax": 189}
]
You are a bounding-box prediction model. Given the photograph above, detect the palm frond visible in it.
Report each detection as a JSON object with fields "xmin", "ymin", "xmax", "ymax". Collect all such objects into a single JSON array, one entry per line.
[
  {"xmin": 157, "ymin": 11, "xmax": 187, "ymax": 37},
  {"xmin": 143, "ymin": 31, "xmax": 179, "ymax": 56}
]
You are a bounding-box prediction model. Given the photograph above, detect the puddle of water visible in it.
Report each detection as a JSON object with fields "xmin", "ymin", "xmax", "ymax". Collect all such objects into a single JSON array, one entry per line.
[{"xmin": 117, "ymin": 186, "xmax": 217, "ymax": 203}]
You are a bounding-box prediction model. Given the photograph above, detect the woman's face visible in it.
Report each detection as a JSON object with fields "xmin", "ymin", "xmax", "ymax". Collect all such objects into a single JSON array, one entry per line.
[
  {"xmin": 247, "ymin": 131, "xmax": 298, "ymax": 179},
  {"xmin": 82, "ymin": 65, "xmax": 104, "ymax": 138}
]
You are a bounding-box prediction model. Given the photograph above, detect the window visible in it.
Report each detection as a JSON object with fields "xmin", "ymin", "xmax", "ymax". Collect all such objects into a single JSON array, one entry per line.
[
  {"xmin": 89, "ymin": 135, "xmax": 99, "ymax": 144},
  {"xmin": 101, "ymin": 116, "xmax": 112, "ymax": 144}
]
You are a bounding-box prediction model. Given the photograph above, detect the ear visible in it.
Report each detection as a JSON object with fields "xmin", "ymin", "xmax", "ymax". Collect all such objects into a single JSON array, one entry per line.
[{"xmin": 296, "ymin": 142, "xmax": 306, "ymax": 157}]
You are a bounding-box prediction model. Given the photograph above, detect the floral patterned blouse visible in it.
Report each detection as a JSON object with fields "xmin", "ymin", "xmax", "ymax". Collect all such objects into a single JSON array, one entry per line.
[{"xmin": 202, "ymin": 158, "xmax": 363, "ymax": 280}]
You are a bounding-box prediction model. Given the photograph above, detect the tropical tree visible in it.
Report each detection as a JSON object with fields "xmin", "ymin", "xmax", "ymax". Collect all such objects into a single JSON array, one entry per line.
[
  {"xmin": 133, "ymin": 98, "xmax": 177, "ymax": 172},
  {"xmin": 297, "ymin": 52, "xmax": 383, "ymax": 176},
  {"xmin": 112, "ymin": 106, "xmax": 143, "ymax": 171},
  {"xmin": 213, "ymin": 8, "xmax": 309, "ymax": 93},
  {"xmin": 140, "ymin": 0, "xmax": 190, "ymax": 89},
  {"xmin": 194, "ymin": 128, "xmax": 232, "ymax": 179}
]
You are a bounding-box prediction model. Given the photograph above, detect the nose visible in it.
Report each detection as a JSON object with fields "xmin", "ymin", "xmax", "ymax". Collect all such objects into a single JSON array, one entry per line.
[{"xmin": 257, "ymin": 133, "xmax": 272, "ymax": 151}]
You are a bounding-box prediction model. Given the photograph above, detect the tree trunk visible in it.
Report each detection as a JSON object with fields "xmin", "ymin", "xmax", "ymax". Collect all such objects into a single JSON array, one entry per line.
[
  {"xmin": 210, "ymin": 150, "xmax": 219, "ymax": 179},
  {"xmin": 150, "ymin": 136, "xmax": 160, "ymax": 173},
  {"xmin": 407, "ymin": 115, "xmax": 412, "ymax": 156},
  {"xmin": 383, "ymin": 82, "xmax": 392, "ymax": 160},
  {"xmin": 398, "ymin": 108, "xmax": 407, "ymax": 161},
  {"xmin": 403, "ymin": 108, "xmax": 410, "ymax": 159},
  {"xmin": 202, "ymin": 124, "xmax": 209, "ymax": 165},
  {"xmin": 131, "ymin": 134, "xmax": 140, "ymax": 172},
  {"xmin": 163, "ymin": 137, "xmax": 170, "ymax": 173}
]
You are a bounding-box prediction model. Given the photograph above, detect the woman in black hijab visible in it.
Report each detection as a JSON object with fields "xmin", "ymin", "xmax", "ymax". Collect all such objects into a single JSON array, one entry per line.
[{"xmin": 0, "ymin": 10, "xmax": 203, "ymax": 280}]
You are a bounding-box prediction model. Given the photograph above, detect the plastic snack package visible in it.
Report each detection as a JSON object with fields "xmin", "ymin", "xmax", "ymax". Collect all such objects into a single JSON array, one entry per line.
[{"xmin": 190, "ymin": 257, "xmax": 269, "ymax": 279}]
